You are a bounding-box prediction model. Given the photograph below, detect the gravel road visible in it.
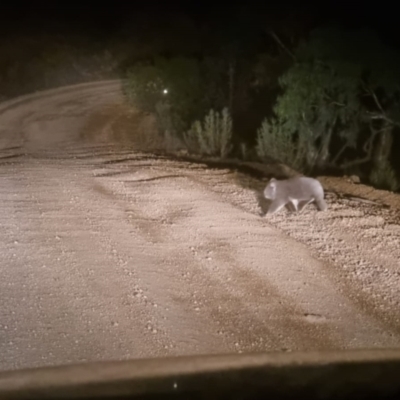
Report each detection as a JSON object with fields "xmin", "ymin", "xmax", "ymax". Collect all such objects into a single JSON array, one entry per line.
[{"xmin": 1, "ymin": 81, "xmax": 399, "ymax": 371}]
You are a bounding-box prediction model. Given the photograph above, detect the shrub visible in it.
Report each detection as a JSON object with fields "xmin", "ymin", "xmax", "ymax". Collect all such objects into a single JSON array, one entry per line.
[
  {"xmin": 184, "ymin": 108, "xmax": 233, "ymax": 158},
  {"xmin": 255, "ymin": 117, "xmax": 303, "ymax": 169}
]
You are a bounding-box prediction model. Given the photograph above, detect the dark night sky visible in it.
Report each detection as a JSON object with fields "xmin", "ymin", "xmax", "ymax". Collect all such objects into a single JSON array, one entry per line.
[
  {"xmin": 1, "ymin": 1, "xmax": 400, "ymax": 48},
  {"xmin": 0, "ymin": 2, "xmax": 395, "ymax": 26}
]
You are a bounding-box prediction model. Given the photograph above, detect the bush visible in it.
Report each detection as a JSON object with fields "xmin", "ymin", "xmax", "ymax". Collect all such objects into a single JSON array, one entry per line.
[
  {"xmin": 255, "ymin": 117, "xmax": 303, "ymax": 168},
  {"xmin": 184, "ymin": 108, "xmax": 233, "ymax": 158},
  {"xmin": 369, "ymin": 160, "xmax": 400, "ymax": 192}
]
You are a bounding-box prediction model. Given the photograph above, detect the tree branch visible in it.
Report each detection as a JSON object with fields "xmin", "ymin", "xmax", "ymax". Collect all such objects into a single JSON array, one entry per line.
[
  {"xmin": 362, "ymin": 81, "xmax": 400, "ymax": 128},
  {"xmin": 331, "ymin": 142, "xmax": 349, "ymax": 165},
  {"xmin": 339, "ymin": 123, "xmax": 381, "ymax": 169},
  {"xmin": 371, "ymin": 89, "xmax": 386, "ymax": 115},
  {"xmin": 268, "ymin": 30, "xmax": 296, "ymax": 61},
  {"xmin": 366, "ymin": 112, "xmax": 400, "ymax": 128}
]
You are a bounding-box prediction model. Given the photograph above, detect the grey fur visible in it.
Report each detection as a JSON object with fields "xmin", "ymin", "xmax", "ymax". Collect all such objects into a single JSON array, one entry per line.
[{"xmin": 263, "ymin": 176, "xmax": 327, "ymax": 215}]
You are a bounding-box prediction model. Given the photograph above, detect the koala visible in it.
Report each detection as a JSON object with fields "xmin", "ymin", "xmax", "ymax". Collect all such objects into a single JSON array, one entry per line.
[{"xmin": 263, "ymin": 176, "xmax": 327, "ymax": 215}]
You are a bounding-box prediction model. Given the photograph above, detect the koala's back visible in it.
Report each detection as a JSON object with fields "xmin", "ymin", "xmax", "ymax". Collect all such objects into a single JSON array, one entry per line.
[{"xmin": 277, "ymin": 176, "xmax": 324, "ymax": 200}]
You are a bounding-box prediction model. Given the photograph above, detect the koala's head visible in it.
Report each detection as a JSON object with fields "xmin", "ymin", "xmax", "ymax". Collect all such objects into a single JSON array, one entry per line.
[{"xmin": 263, "ymin": 178, "xmax": 277, "ymax": 199}]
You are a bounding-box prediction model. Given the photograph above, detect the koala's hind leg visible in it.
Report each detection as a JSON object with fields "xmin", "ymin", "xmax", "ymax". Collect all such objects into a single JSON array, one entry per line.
[
  {"xmin": 289, "ymin": 198, "xmax": 299, "ymax": 212},
  {"xmin": 285, "ymin": 202, "xmax": 297, "ymax": 212},
  {"xmin": 266, "ymin": 200, "xmax": 286, "ymax": 215},
  {"xmin": 297, "ymin": 198, "xmax": 314, "ymax": 213}
]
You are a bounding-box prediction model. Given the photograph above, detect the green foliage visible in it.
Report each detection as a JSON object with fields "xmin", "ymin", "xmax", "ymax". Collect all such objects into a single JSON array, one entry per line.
[
  {"xmin": 273, "ymin": 58, "xmax": 362, "ymax": 170},
  {"xmin": 260, "ymin": 26, "xmax": 400, "ymax": 174},
  {"xmin": 184, "ymin": 108, "xmax": 233, "ymax": 158},
  {"xmin": 256, "ymin": 117, "xmax": 303, "ymax": 169},
  {"xmin": 369, "ymin": 160, "xmax": 400, "ymax": 192},
  {"xmin": 300, "ymin": 27, "xmax": 400, "ymax": 135}
]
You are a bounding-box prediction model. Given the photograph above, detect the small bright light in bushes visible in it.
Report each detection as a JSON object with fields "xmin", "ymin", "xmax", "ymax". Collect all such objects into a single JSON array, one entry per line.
[{"xmin": 163, "ymin": 89, "xmax": 168, "ymax": 94}]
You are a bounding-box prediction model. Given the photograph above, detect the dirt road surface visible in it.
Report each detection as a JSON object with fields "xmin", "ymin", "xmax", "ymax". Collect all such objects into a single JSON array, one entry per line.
[{"xmin": 1, "ymin": 81, "xmax": 399, "ymax": 372}]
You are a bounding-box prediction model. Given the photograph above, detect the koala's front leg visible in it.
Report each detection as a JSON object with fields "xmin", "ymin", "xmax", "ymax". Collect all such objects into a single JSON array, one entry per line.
[{"xmin": 266, "ymin": 200, "xmax": 286, "ymax": 215}]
